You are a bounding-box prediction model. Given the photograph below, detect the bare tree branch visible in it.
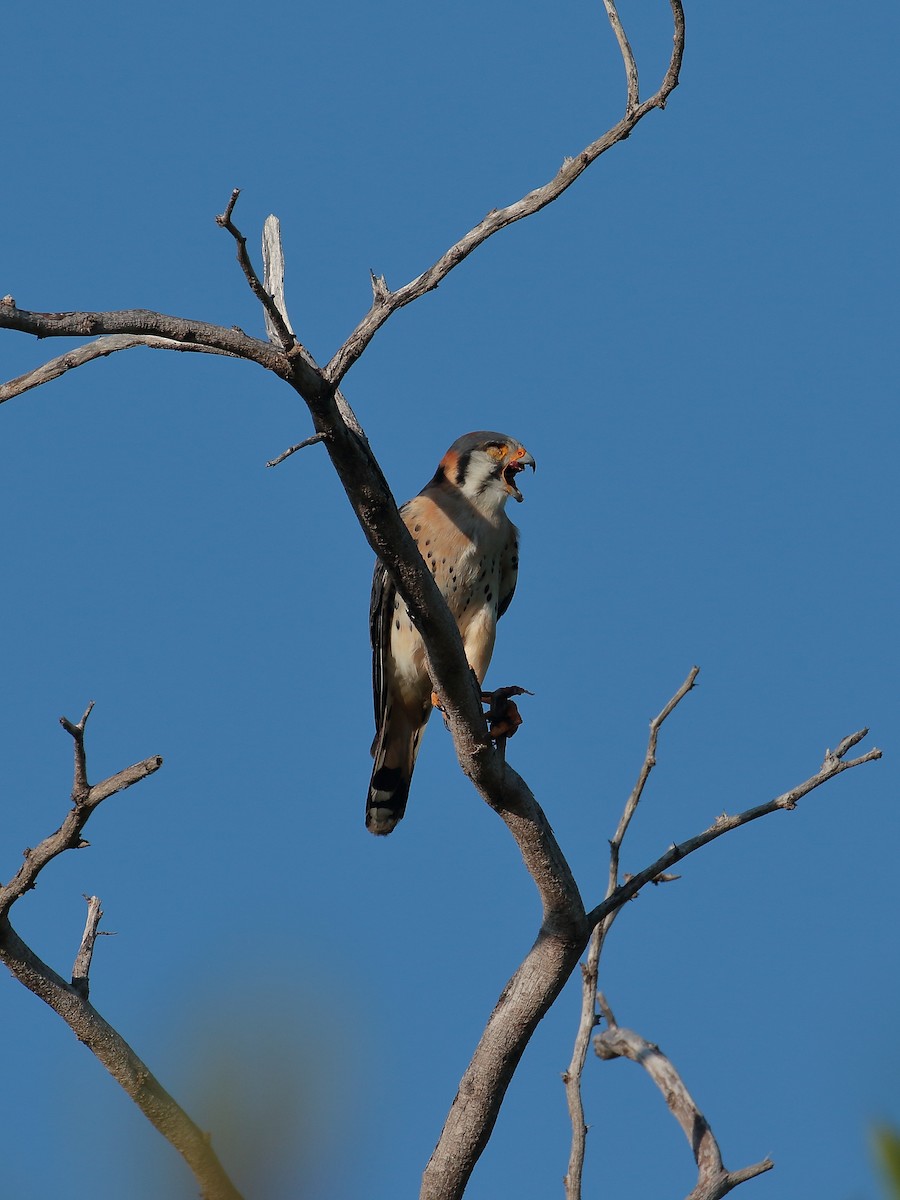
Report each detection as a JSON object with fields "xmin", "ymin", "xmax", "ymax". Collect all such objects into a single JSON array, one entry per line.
[
  {"xmin": 421, "ymin": 827, "xmax": 587, "ymax": 1200},
  {"xmin": 0, "ymin": 333, "xmax": 238, "ymax": 404},
  {"xmin": 0, "ymin": 919, "xmax": 243, "ymax": 1200},
  {"xmin": 595, "ymin": 1003, "xmax": 774, "ymax": 1200},
  {"xmin": 324, "ymin": 0, "xmax": 685, "ymax": 387},
  {"xmin": 586, "ymin": 730, "xmax": 882, "ymax": 930},
  {"xmin": 60, "ymin": 700, "xmax": 95, "ymax": 802},
  {"xmin": 265, "ymin": 431, "xmax": 329, "ymax": 467},
  {"xmin": 0, "ymin": 1, "xmax": 684, "ymax": 459},
  {"xmin": 262, "ymin": 213, "xmax": 295, "ymax": 345},
  {"xmin": 0, "ymin": 706, "xmax": 162, "ymax": 921},
  {"xmin": 564, "ymin": 666, "xmax": 699, "ymax": 1200},
  {"xmin": 0, "ymin": 295, "xmax": 287, "ymax": 374},
  {"xmin": 259, "ymin": 214, "xmax": 367, "ymax": 452},
  {"xmin": 217, "ymin": 188, "xmax": 298, "ymax": 353},
  {"xmin": 602, "ymin": 0, "xmax": 640, "ymax": 115},
  {"xmin": 71, "ymin": 894, "xmax": 105, "ymax": 999},
  {"xmin": 0, "ymin": 712, "xmax": 242, "ymax": 1200},
  {"xmin": 608, "ymin": 665, "xmax": 700, "ymax": 897},
  {"xmin": 426, "ymin": 717, "xmax": 880, "ymax": 1200}
]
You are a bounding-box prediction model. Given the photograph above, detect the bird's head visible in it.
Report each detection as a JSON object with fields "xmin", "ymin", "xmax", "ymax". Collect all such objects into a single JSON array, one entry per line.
[{"xmin": 436, "ymin": 431, "xmax": 536, "ymax": 510}]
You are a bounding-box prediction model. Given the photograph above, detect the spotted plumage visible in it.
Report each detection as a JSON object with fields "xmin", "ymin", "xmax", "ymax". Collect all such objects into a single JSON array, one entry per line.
[{"xmin": 367, "ymin": 431, "xmax": 535, "ymax": 835}]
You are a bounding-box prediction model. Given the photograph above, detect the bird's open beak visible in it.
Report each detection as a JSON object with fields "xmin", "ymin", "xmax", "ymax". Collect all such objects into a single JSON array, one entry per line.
[{"xmin": 503, "ymin": 447, "xmax": 536, "ymax": 502}]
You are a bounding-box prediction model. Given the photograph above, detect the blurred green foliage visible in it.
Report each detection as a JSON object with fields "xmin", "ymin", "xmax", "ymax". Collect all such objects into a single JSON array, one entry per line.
[{"xmin": 874, "ymin": 1126, "xmax": 900, "ymax": 1199}]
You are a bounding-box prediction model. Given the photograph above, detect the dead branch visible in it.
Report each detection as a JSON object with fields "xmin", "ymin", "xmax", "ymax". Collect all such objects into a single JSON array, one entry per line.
[
  {"xmin": 60, "ymin": 700, "xmax": 94, "ymax": 802},
  {"xmin": 261, "ymin": 213, "xmax": 295, "ymax": 345},
  {"xmin": 0, "ymin": 712, "xmax": 242, "ymax": 1200},
  {"xmin": 0, "ymin": 295, "xmax": 278, "ymax": 362},
  {"xmin": 217, "ymin": 188, "xmax": 298, "ymax": 352},
  {"xmin": 0, "ymin": 920, "xmax": 243, "ymax": 1200},
  {"xmin": 429, "ymin": 717, "xmax": 880, "ymax": 1200},
  {"xmin": 602, "ymin": 0, "xmax": 640, "ymax": 115},
  {"xmin": 564, "ymin": 666, "xmax": 699, "ymax": 1200},
  {"xmin": 324, "ymin": 0, "xmax": 685, "ymax": 386},
  {"xmin": 0, "ymin": 4, "xmax": 683, "ymax": 416},
  {"xmin": 71, "ymin": 894, "xmax": 105, "ymax": 999},
  {"xmin": 0, "ymin": 334, "xmax": 238, "ymax": 404},
  {"xmin": 260, "ymin": 217, "xmax": 367, "ymax": 453},
  {"xmin": 595, "ymin": 1002, "xmax": 774, "ymax": 1200},
  {"xmin": 608, "ymin": 665, "xmax": 700, "ymax": 898},
  {"xmin": 265, "ymin": 431, "xmax": 328, "ymax": 467},
  {"xmin": 225, "ymin": 196, "xmax": 371, "ymax": 453},
  {"xmin": 585, "ymin": 729, "xmax": 882, "ymax": 930},
  {"xmin": 0, "ymin": 706, "xmax": 162, "ymax": 921}
]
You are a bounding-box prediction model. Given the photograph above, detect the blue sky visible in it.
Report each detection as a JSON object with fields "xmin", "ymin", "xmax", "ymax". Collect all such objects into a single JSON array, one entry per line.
[{"xmin": 2, "ymin": 2, "xmax": 897, "ymax": 1199}]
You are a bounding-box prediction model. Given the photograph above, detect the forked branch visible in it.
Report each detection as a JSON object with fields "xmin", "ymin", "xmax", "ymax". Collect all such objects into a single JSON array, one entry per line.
[
  {"xmin": 586, "ymin": 728, "xmax": 882, "ymax": 929},
  {"xmin": 564, "ymin": 666, "xmax": 699, "ymax": 1200},
  {"xmin": 595, "ymin": 998, "xmax": 774, "ymax": 1200},
  {"xmin": 324, "ymin": 0, "xmax": 685, "ymax": 386},
  {"xmin": 0, "ymin": 711, "xmax": 242, "ymax": 1200},
  {"xmin": 0, "ymin": 2, "xmax": 684, "ymax": 414},
  {"xmin": 556, "ymin": 722, "xmax": 880, "ymax": 1195},
  {"xmin": 0, "ymin": 705, "xmax": 162, "ymax": 920},
  {"xmin": 216, "ymin": 189, "xmax": 297, "ymax": 353}
]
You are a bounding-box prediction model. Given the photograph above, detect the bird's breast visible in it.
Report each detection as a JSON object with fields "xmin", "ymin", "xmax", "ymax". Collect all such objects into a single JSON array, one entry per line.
[{"xmin": 403, "ymin": 493, "xmax": 508, "ymax": 624}]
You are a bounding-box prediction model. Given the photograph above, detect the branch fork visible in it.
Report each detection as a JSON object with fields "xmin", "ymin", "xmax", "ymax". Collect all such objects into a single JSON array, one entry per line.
[
  {"xmin": 0, "ymin": 711, "xmax": 242, "ymax": 1199},
  {"xmin": 563, "ymin": 669, "xmax": 881, "ymax": 1200},
  {"xmin": 595, "ymin": 998, "xmax": 774, "ymax": 1200},
  {"xmin": 0, "ymin": 705, "xmax": 162, "ymax": 920}
]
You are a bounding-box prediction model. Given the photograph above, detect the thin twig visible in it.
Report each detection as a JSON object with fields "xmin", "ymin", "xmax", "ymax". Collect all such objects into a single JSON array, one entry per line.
[
  {"xmin": 602, "ymin": 0, "xmax": 640, "ymax": 115},
  {"xmin": 562, "ymin": 949, "xmax": 601, "ymax": 1198},
  {"xmin": 71, "ymin": 894, "xmax": 104, "ymax": 999},
  {"xmin": 608, "ymin": 665, "xmax": 700, "ymax": 895},
  {"xmin": 216, "ymin": 189, "xmax": 297, "ymax": 352},
  {"xmin": 564, "ymin": 667, "xmax": 699, "ymax": 1200},
  {"xmin": 595, "ymin": 1012, "xmax": 774, "ymax": 1199},
  {"xmin": 265, "ymin": 432, "xmax": 328, "ymax": 467},
  {"xmin": 0, "ymin": 335, "xmax": 238, "ymax": 404},
  {"xmin": 60, "ymin": 700, "xmax": 95, "ymax": 803}
]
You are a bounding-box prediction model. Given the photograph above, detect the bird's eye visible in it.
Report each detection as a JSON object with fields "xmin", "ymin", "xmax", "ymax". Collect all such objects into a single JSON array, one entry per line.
[{"xmin": 486, "ymin": 444, "xmax": 507, "ymax": 461}]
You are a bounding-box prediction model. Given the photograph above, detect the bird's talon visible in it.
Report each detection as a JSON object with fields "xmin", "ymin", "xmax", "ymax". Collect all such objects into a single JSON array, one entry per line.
[{"xmin": 481, "ymin": 685, "xmax": 532, "ymax": 740}]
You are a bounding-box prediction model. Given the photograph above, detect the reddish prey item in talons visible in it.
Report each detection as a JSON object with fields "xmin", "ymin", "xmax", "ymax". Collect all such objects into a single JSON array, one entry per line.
[{"xmin": 481, "ymin": 686, "xmax": 533, "ymax": 739}]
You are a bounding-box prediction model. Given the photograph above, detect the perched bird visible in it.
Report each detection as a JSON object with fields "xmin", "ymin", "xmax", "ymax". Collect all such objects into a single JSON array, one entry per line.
[{"xmin": 367, "ymin": 431, "xmax": 535, "ymax": 835}]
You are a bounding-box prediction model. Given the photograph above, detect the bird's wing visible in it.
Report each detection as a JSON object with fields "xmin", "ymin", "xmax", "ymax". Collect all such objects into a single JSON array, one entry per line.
[
  {"xmin": 497, "ymin": 521, "xmax": 520, "ymax": 619},
  {"xmin": 369, "ymin": 558, "xmax": 395, "ymax": 733}
]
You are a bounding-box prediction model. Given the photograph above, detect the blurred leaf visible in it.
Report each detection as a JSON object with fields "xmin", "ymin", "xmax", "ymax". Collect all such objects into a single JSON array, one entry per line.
[{"xmin": 873, "ymin": 1126, "xmax": 900, "ymax": 1199}]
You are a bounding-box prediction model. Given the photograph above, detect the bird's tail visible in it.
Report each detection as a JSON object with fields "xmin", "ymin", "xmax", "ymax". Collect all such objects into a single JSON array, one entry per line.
[{"xmin": 366, "ymin": 714, "xmax": 425, "ymax": 835}]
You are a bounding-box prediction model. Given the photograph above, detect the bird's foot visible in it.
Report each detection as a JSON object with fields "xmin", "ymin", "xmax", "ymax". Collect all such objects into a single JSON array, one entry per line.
[{"xmin": 481, "ymin": 686, "xmax": 532, "ymax": 740}]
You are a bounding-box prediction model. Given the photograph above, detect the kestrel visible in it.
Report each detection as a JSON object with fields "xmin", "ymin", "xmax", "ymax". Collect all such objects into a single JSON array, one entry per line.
[{"xmin": 367, "ymin": 431, "xmax": 535, "ymax": 835}]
